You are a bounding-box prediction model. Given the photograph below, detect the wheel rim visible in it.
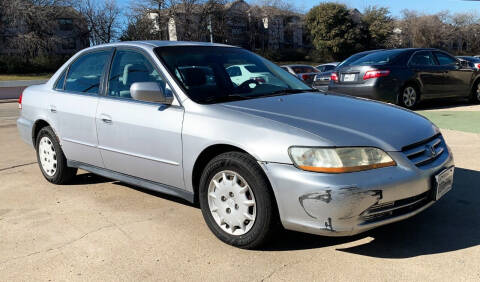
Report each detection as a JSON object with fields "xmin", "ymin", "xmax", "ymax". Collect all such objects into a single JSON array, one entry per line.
[
  {"xmin": 39, "ymin": 136, "xmax": 57, "ymax": 176},
  {"xmin": 403, "ymin": 87, "xmax": 417, "ymax": 107},
  {"xmin": 476, "ymin": 84, "xmax": 480, "ymax": 101},
  {"xmin": 207, "ymin": 170, "xmax": 256, "ymax": 236}
]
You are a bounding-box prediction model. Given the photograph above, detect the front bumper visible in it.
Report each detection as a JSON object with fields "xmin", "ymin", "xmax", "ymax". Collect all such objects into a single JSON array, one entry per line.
[{"xmin": 260, "ymin": 146, "xmax": 454, "ymax": 236}]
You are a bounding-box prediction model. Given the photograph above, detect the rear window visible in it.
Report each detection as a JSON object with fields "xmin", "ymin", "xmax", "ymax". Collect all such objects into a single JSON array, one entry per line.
[
  {"xmin": 350, "ymin": 50, "xmax": 404, "ymax": 66},
  {"xmin": 291, "ymin": 66, "xmax": 318, "ymax": 73},
  {"xmin": 244, "ymin": 65, "xmax": 264, "ymax": 73}
]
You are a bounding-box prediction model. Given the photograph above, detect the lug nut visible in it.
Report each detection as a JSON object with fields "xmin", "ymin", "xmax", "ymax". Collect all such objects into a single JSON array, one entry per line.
[
  {"xmin": 221, "ymin": 196, "xmax": 227, "ymax": 201},
  {"xmin": 226, "ymin": 208, "xmax": 231, "ymax": 214},
  {"xmin": 229, "ymin": 192, "xmax": 234, "ymax": 197},
  {"xmin": 234, "ymin": 204, "xmax": 239, "ymax": 210}
]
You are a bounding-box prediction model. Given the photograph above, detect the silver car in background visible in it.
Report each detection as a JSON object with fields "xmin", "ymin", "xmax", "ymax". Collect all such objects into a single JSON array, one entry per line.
[
  {"xmin": 17, "ymin": 41, "xmax": 454, "ymax": 249},
  {"xmin": 281, "ymin": 64, "xmax": 320, "ymax": 86}
]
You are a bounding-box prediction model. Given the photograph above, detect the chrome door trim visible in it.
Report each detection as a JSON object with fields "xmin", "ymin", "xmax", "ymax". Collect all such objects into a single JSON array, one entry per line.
[
  {"xmin": 62, "ymin": 137, "xmax": 98, "ymax": 148},
  {"xmin": 98, "ymin": 145, "xmax": 180, "ymax": 166}
]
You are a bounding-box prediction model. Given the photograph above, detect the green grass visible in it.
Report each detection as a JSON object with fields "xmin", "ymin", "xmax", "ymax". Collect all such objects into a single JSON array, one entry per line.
[
  {"xmin": 0, "ymin": 74, "xmax": 52, "ymax": 81},
  {"xmin": 417, "ymin": 111, "xmax": 480, "ymax": 134}
]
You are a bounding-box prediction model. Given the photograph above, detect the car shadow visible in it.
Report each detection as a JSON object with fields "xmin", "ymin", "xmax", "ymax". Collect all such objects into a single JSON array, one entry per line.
[
  {"xmin": 416, "ymin": 98, "xmax": 472, "ymax": 111},
  {"xmin": 264, "ymin": 167, "xmax": 480, "ymax": 258},
  {"xmin": 68, "ymin": 172, "xmax": 112, "ymax": 185},
  {"xmin": 111, "ymin": 181, "xmax": 196, "ymax": 208}
]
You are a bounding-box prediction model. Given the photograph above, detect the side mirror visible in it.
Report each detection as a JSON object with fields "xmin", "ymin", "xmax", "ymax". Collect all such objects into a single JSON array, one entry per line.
[{"xmin": 130, "ymin": 82, "xmax": 173, "ymax": 104}]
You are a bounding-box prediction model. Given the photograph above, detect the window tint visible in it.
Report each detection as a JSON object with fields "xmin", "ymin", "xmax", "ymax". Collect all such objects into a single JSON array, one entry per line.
[
  {"xmin": 434, "ymin": 52, "xmax": 457, "ymax": 65},
  {"xmin": 410, "ymin": 51, "xmax": 436, "ymax": 66},
  {"xmin": 54, "ymin": 71, "xmax": 66, "ymax": 90},
  {"xmin": 350, "ymin": 50, "xmax": 404, "ymax": 66},
  {"xmin": 244, "ymin": 65, "xmax": 263, "ymax": 73},
  {"xmin": 226, "ymin": 66, "xmax": 242, "ymax": 77},
  {"xmin": 324, "ymin": 65, "xmax": 335, "ymax": 71},
  {"xmin": 156, "ymin": 46, "xmax": 309, "ymax": 104},
  {"xmin": 108, "ymin": 50, "xmax": 171, "ymax": 99},
  {"xmin": 64, "ymin": 51, "xmax": 110, "ymax": 94}
]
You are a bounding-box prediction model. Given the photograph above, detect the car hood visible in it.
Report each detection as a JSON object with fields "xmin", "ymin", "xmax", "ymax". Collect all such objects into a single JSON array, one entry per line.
[{"xmin": 220, "ymin": 92, "xmax": 438, "ymax": 151}]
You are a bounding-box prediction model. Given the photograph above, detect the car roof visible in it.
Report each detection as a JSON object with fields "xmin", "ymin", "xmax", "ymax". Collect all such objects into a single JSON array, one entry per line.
[
  {"xmin": 282, "ymin": 64, "xmax": 316, "ymax": 68},
  {"xmin": 85, "ymin": 40, "xmax": 236, "ymax": 50}
]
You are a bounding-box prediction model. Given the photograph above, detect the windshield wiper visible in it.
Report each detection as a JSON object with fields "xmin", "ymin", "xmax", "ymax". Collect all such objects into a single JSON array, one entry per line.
[
  {"xmin": 261, "ymin": 89, "xmax": 316, "ymax": 97},
  {"xmin": 200, "ymin": 94, "xmax": 252, "ymax": 104}
]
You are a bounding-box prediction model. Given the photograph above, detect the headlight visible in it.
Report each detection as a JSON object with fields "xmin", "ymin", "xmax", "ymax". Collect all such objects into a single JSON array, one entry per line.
[{"xmin": 288, "ymin": 147, "xmax": 396, "ymax": 173}]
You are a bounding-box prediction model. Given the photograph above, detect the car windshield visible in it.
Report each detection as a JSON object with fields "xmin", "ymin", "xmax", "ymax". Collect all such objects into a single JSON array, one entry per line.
[
  {"xmin": 349, "ymin": 50, "xmax": 404, "ymax": 66},
  {"xmin": 155, "ymin": 46, "xmax": 312, "ymax": 104}
]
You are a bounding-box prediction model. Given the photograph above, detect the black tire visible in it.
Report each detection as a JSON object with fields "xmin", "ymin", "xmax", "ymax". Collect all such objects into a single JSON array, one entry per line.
[
  {"xmin": 35, "ymin": 126, "xmax": 77, "ymax": 184},
  {"xmin": 398, "ymin": 84, "xmax": 420, "ymax": 109},
  {"xmin": 199, "ymin": 152, "xmax": 278, "ymax": 249},
  {"xmin": 470, "ymin": 80, "xmax": 480, "ymax": 104}
]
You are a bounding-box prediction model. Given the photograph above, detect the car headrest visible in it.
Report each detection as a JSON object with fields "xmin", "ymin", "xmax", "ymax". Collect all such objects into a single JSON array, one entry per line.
[{"xmin": 181, "ymin": 68, "xmax": 207, "ymax": 87}]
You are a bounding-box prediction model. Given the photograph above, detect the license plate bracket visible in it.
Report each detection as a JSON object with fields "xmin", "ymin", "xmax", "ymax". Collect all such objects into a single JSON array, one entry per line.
[
  {"xmin": 434, "ymin": 166, "xmax": 454, "ymax": 200},
  {"xmin": 343, "ymin": 73, "xmax": 356, "ymax": 82}
]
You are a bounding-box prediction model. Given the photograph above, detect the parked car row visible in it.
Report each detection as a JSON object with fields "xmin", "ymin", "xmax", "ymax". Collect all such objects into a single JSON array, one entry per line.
[{"xmin": 310, "ymin": 48, "xmax": 480, "ymax": 109}]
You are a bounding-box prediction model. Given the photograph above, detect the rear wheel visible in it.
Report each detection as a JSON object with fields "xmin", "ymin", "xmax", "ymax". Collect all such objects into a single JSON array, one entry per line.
[
  {"xmin": 470, "ymin": 81, "xmax": 480, "ymax": 104},
  {"xmin": 399, "ymin": 85, "xmax": 420, "ymax": 109},
  {"xmin": 199, "ymin": 152, "xmax": 277, "ymax": 249},
  {"xmin": 36, "ymin": 126, "xmax": 77, "ymax": 184}
]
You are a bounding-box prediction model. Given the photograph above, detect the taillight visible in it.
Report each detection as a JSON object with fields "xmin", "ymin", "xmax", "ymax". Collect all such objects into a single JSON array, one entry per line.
[
  {"xmin": 301, "ymin": 74, "xmax": 310, "ymax": 81},
  {"xmin": 476, "ymin": 64, "xmax": 480, "ymax": 69},
  {"xmin": 363, "ymin": 70, "xmax": 390, "ymax": 80},
  {"xmin": 330, "ymin": 72, "xmax": 339, "ymax": 82},
  {"xmin": 253, "ymin": 77, "xmax": 266, "ymax": 83},
  {"xmin": 18, "ymin": 92, "xmax": 23, "ymax": 109}
]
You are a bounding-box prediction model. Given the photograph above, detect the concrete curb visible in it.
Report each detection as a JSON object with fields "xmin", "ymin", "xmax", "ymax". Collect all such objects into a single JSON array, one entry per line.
[
  {"xmin": 0, "ymin": 79, "xmax": 48, "ymax": 88},
  {"xmin": 0, "ymin": 99, "xmax": 18, "ymax": 103}
]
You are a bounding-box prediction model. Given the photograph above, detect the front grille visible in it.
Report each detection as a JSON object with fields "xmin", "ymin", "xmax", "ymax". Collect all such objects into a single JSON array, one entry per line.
[
  {"xmin": 361, "ymin": 191, "xmax": 431, "ymax": 223},
  {"xmin": 402, "ymin": 134, "xmax": 445, "ymax": 167}
]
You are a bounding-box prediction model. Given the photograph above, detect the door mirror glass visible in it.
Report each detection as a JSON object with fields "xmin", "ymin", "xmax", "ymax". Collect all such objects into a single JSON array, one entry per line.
[{"xmin": 130, "ymin": 82, "xmax": 173, "ymax": 104}]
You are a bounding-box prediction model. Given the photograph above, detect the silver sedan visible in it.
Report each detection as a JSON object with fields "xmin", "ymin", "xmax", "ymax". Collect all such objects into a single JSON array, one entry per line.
[{"xmin": 17, "ymin": 41, "xmax": 454, "ymax": 249}]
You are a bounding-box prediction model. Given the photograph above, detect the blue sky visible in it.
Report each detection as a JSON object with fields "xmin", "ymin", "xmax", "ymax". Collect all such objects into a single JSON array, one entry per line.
[{"xmin": 117, "ymin": 0, "xmax": 480, "ymax": 17}]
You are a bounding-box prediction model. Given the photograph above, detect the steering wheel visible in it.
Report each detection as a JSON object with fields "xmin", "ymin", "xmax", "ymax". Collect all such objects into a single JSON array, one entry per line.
[{"xmin": 237, "ymin": 79, "xmax": 260, "ymax": 91}]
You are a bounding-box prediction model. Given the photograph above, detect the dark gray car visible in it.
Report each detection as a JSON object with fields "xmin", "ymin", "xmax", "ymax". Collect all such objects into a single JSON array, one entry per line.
[{"xmin": 328, "ymin": 48, "xmax": 480, "ymax": 108}]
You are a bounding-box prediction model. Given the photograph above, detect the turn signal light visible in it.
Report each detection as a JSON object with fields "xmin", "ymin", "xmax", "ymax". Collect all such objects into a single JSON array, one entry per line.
[{"xmin": 363, "ymin": 70, "xmax": 390, "ymax": 80}]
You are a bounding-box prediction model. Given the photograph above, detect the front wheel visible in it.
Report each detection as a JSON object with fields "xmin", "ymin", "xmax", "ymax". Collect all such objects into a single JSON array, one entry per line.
[
  {"xmin": 199, "ymin": 152, "xmax": 278, "ymax": 249},
  {"xmin": 399, "ymin": 85, "xmax": 420, "ymax": 109},
  {"xmin": 470, "ymin": 81, "xmax": 480, "ymax": 104},
  {"xmin": 36, "ymin": 126, "xmax": 77, "ymax": 184}
]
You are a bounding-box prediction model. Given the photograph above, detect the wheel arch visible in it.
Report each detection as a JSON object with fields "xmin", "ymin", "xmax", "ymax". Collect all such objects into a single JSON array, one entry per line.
[
  {"xmin": 191, "ymin": 144, "xmax": 278, "ymax": 208},
  {"xmin": 397, "ymin": 79, "xmax": 422, "ymax": 104},
  {"xmin": 31, "ymin": 119, "xmax": 51, "ymax": 145}
]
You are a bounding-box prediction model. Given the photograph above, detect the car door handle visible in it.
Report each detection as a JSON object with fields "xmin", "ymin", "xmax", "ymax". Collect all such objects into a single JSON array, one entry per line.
[
  {"xmin": 99, "ymin": 114, "xmax": 112, "ymax": 124},
  {"xmin": 49, "ymin": 105, "xmax": 57, "ymax": 113}
]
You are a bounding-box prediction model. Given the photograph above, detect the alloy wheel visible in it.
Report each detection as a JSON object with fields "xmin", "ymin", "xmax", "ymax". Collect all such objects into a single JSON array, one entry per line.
[
  {"xmin": 39, "ymin": 136, "xmax": 57, "ymax": 176},
  {"xmin": 207, "ymin": 170, "xmax": 256, "ymax": 235},
  {"xmin": 403, "ymin": 86, "xmax": 417, "ymax": 107},
  {"xmin": 476, "ymin": 84, "xmax": 480, "ymax": 102}
]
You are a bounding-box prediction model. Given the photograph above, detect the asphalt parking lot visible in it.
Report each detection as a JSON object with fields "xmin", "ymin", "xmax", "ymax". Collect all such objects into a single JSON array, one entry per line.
[{"xmin": 1, "ymin": 101, "xmax": 479, "ymax": 281}]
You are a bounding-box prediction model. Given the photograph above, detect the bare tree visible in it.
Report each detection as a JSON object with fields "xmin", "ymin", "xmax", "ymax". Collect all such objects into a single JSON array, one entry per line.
[
  {"xmin": 77, "ymin": 0, "xmax": 121, "ymax": 45},
  {"xmin": 1, "ymin": 0, "xmax": 78, "ymax": 58}
]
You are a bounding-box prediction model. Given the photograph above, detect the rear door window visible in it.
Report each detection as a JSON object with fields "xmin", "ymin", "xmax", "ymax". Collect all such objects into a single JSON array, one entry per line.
[
  {"xmin": 409, "ymin": 51, "xmax": 437, "ymax": 66},
  {"xmin": 64, "ymin": 51, "xmax": 110, "ymax": 94}
]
